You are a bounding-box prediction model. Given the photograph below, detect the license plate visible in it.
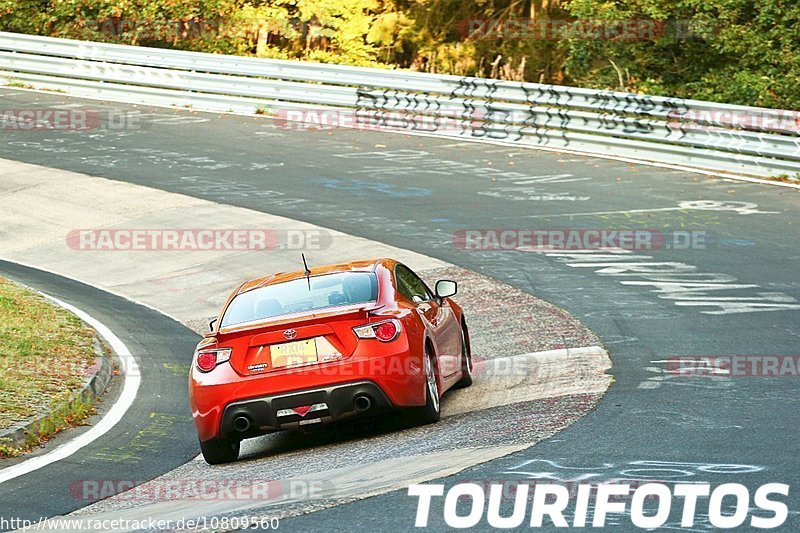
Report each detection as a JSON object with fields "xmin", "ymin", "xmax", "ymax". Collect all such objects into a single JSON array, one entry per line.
[{"xmin": 271, "ymin": 339, "xmax": 318, "ymax": 368}]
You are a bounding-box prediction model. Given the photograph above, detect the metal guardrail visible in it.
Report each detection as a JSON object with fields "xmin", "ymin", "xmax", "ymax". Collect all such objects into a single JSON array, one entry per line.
[{"xmin": 1, "ymin": 31, "xmax": 798, "ymax": 178}]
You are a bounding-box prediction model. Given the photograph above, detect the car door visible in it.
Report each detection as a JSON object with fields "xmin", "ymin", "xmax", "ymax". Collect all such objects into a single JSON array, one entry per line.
[{"xmin": 395, "ymin": 264, "xmax": 460, "ymax": 378}]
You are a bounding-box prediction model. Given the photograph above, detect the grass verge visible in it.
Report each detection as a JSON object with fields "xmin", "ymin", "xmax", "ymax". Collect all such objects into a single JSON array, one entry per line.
[{"xmin": 0, "ymin": 277, "xmax": 99, "ymax": 457}]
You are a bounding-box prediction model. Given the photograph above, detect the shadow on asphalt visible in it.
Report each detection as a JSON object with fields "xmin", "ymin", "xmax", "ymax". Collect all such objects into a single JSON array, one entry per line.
[{"xmin": 236, "ymin": 407, "xmax": 443, "ymax": 462}]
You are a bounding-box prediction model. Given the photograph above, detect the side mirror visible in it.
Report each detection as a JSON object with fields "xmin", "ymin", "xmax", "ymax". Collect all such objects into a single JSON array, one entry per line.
[
  {"xmin": 435, "ymin": 279, "xmax": 457, "ymax": 299},
  {"xmin": 208, "ymin": 318, "xmax": 218, "ymax": 332}
]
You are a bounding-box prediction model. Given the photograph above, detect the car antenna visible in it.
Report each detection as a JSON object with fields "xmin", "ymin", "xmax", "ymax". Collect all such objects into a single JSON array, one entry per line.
[{"xmin": 302, "ymin": 253, "xmax": 312, "ymax": 290}]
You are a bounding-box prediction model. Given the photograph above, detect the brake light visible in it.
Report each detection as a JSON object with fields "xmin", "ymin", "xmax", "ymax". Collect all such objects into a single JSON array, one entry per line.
[
  {"xmin": 374, "ymin": 321, "xmax": 397, "ymax": 341},
  {"xmin": 353, "ymin": 319, "xmax": 401, "ymax": 342},
  {"xmin": 196, "ymin": 352, "xmax": 217, "ymax": 371},
  {"xmin": 194, "ymin": 348, "xmax": 232, "ymax": 372}
]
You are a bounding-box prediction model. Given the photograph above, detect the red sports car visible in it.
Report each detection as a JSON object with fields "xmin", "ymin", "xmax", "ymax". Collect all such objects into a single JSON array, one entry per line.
[{"xmin": 189, "ymin": 258, "xmax": 473, "ymax": 464}]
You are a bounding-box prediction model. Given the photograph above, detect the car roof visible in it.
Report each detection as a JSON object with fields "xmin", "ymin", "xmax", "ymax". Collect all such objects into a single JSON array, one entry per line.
[{"xmin": 237, "ymin": 258, "xmax": 394, "ymax": 294}]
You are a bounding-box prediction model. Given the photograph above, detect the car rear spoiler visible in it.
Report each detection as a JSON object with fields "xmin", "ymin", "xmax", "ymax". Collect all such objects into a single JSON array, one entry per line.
[{"xmin": 217, "ymin": 301, "xmax": 386, "ymax": 335}]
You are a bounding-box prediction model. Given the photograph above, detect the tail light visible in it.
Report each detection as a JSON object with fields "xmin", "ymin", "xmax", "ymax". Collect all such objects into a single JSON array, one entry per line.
[
  {"xmin": 353, "ymin": 319, "xmax": 401, "ymax": 342},
  {"xmin": 194, "ymin": 348, "xmax": 232, "ymax": 372}
]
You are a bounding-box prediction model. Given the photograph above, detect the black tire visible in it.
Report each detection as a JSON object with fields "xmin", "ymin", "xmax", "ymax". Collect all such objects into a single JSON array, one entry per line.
[
  {"xmin": 453, "ymin": 319, "xmax": 474, "ymax": 389},
  {"xmin": 413, "ymin": 343, "xmax": 441, "ymax": 425},
  {"xmin": 199, "ymin": 436, "xmax": 240, "ymax": 465}
]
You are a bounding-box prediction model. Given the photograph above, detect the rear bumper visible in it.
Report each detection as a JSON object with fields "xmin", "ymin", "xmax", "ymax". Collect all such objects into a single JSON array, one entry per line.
[
  {"xmin": 190, "ymin": 348, "xmax": 426, "ymax": 442},
  {"xmin": 220, "ymin": 381, "xmax": 392, "ymax": 439}
]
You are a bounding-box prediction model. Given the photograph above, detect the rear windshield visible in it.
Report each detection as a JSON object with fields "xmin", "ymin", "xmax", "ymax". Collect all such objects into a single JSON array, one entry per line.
[{"xmin": 221, "ymin": 272, "xmax": 379, "ymax": 327}]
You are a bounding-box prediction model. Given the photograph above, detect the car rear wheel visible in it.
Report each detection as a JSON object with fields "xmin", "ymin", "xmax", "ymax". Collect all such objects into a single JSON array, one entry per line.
[
  {"xmin": 413, "ymin": 344, "xmax": 441, "ymax": 425},
  {"xmin": 200, "ymin": 436, "xmax": 240, "ymax": 465},
  {"xmin": 453, "ymin": 320, "xmax": 473, "ymax": 389}
]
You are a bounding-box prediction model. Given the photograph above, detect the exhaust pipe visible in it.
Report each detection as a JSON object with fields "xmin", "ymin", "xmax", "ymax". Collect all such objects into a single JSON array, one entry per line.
[
  {"xmin": 233, "ymin": 415, "xmax": 251, "ymax": 432},
  {"xmin": 354, "ymin": 395, "xmax": 372, "ymax": 412}
]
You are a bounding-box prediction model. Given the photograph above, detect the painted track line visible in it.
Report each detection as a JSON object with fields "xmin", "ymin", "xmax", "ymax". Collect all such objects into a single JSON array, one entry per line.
[{"xmin": 0, "ymin": 290, "xmax": 140, "ymax": 485}]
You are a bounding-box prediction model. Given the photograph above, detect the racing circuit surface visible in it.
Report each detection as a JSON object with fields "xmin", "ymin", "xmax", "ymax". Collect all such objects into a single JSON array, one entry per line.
[{"xmin": 1, "ymin": 87, "xmax": 799, "ymax": 530}]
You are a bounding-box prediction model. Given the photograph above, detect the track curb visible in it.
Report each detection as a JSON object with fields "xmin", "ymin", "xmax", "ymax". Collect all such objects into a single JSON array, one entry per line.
[{"xmin": 0, "ymin": 322, "xmax": 113, "ymax": 450}]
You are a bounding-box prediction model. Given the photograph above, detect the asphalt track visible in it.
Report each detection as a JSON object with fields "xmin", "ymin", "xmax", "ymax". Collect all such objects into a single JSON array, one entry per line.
[
  {"xmin": 0, "ymin": 260, "xmax": 200, "ymax": 530},
  {"xmin": 1, "ymin": 88, "xmax": 799, "ymax": 530}
]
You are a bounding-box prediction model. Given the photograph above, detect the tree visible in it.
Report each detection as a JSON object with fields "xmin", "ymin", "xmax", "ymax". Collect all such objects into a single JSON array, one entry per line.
[{"xmin": 563, "ymin": 0, "xmax": 800, "ymax": 109}]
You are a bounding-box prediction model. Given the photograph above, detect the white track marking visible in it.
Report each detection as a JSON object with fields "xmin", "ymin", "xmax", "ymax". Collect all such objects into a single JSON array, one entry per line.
[
  {"xmin": 0, "ymin": 290, "xmax": 140, "ymax": 485},
  {"xmin": 512, "ymin": 200, "xmax": 780, "ymax": 219}
]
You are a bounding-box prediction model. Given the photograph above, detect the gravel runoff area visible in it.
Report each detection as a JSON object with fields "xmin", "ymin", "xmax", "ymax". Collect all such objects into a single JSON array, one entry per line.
[
  {"xmin": 72, "ymin": 265, "xmax": 610, "ymax": 523},
  {"xmin": 418, "ymin": 266, "xmax": 602, "ymax": 357}
]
